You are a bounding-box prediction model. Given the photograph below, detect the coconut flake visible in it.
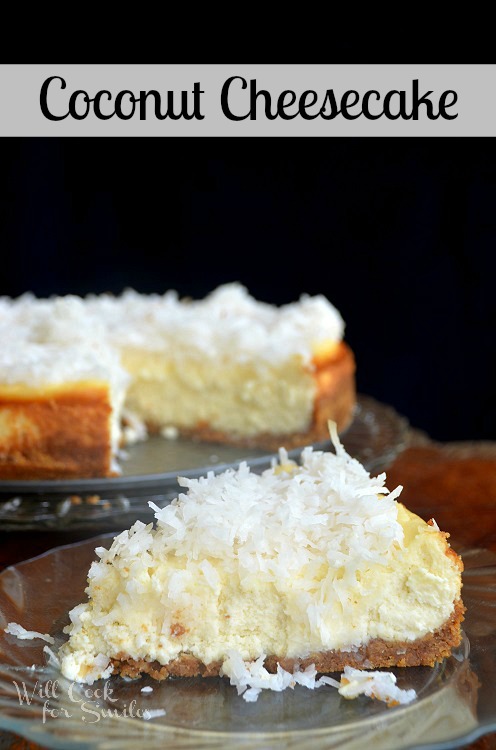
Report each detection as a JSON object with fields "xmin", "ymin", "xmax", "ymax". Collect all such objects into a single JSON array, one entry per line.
[
  {"xmin": 316, "ymin": 675, "xmax": 341, "ymax": 689},
  {"xmin": 221, "ymin": 651, "xmax": 338, "ymax": 702},
  {"xmin": 5, "ymin": 622, "xmax": 54, "ymax": 644},
  {"xmin": 142, "ymin": 708, "xmax": 166, "ymax": 720},
  {"xmin": 161, "ymin": 425, "xmax": 179, "ymax": 440},
  {"xmin": 222, "ymin": 652, "xmax": 306, "ymax": 700},
  {"xmin": 221, "ymin": 652, "xmax": 416, "ymax": 706},
  {"xmin": 338, "ymin": 666, "xmax": 417, "ymax": 705},
  {"xmin": 43, "ymin": 645, "xmax": 61, "ymax": 668},
  {"xmin": 243, "ymin": 687, "xmax": 262, "ymax": 702},
  {"xmin": 428, "ymin": 518, "xmax": 440, "ymax": 531},
  {"xmin": 121, "ymin": 409, "xmax": 148, "ymax": 445}
]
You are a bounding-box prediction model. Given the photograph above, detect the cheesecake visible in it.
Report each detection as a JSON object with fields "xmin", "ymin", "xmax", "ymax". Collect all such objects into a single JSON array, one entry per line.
[
  {"xmin": 0, "ymin": 285, "xmax": 356, "ymax": 478},
  {"xmin": 59, "ymin": 425, "xmax": 464, "ymax": 684}
]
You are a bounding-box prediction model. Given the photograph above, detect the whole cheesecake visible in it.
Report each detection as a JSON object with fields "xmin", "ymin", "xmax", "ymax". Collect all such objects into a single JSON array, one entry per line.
[
  {"xmin": 0, "ymin": 285, "xmax": 356, "ymax": 478},
  {"xmin": 59, "ymin": 426, "xmax": 464, "ymax": 684}
]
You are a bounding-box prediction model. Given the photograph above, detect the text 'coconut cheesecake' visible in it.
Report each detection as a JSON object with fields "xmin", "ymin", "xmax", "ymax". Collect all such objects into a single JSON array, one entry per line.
[
  {"xmin": 59, "ymin": 425, "xmax": 464, "ymax": 685},
  {"xmin": 0, "ymin": 284, "xmax": 355, "ymax": 479}
]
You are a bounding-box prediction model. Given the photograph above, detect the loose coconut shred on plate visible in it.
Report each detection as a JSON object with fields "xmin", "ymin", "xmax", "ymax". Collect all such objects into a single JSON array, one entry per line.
[
  {"xmin": 4, "ymin": 625, "xmax": 417, "ymax": 707},
  {"xmin": 221, "ymin": 650, "xmax": 417, "ymax": 704},
  {"xmin": 4, "ymin": 622, "xmax": 55, "ymax": 644}
]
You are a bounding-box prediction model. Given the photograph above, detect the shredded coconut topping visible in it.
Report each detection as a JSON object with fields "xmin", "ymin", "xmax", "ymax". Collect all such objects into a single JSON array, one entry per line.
[
  {"xmin": 145, "ymin": 424, "xmax": 403, "ymax": 582},
  {"xmin": 94, "ymin": 426, "xmax": 403, "ymax": 626},
  {"xmin": 0, "ymin": 342, "xmax": 128, "ymax": 388},
  {"xmin": 0, "ymin": 283, "xmax": 345, "ymax": 378}
]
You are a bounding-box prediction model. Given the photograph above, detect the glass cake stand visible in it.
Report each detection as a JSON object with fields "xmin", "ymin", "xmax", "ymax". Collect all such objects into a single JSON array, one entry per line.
[{"xmin": 0, "ymin": 395, "xmax": 409, "ymax": 532}]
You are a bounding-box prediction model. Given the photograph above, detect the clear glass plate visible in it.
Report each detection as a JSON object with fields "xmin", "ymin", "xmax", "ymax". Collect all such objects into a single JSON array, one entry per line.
[
  {"xmin": 0, "ymin": 395, "xmax": 409, "ymax": 532},
  {"xmin": 0, "ymin": 537, "xmax": 495, "ymax": 749}
]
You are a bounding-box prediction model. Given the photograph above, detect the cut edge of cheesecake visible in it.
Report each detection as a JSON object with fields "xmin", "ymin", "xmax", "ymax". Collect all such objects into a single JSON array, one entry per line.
[
  {"xmin": 0, "ymin": 288, "xmax": 357, "ymax": 478},
  {"xmin": 146, "ymin": 342, "xmax": 357, "ymax": 450},
  {"xmin": 0, "ymin": 380, "xmax": 118, "ymax": 479},
  {"xmin": 0, "ymin": 341, "xmax": 356, "ymax": 478},
  {"xmin": 106, "ymin": 514, "xmax": 465, "ymax": 681},
  {"xmin": 109, "ymin": 599, "xmax": 465, "ymax": 682}
]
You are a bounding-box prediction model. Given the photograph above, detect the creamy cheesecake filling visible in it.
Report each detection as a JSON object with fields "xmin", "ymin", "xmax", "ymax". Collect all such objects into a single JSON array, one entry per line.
[
  {"xmin": 60, "ymin": 506, "xmax": 461, "ymax": 680},
  {"xmin": 122, "ymin": 348, "xmax": 317, "ymax": 436},
  {"xmin": 59, "ymin": 429, "xmax": 462, "ymax": 683}
]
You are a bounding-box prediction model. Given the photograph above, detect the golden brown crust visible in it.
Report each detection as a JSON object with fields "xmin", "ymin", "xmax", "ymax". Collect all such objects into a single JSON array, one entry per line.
[
  {"xmin": 110, "ymin": 598, "xmax": 465, "ymax": 681},
  {"xmin": 149, "ymin": 342, "xmax": 357, "ymax": 451},
  {"xmin": 0, "ymin": 386, "xmax": 113, "ymax": 479}
]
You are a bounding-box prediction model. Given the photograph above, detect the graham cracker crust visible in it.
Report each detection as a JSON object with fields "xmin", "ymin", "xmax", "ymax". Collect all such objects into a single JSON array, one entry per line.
[{"xmin": 110, "ymin": 599, "xmax": 465, "ymax": 681}]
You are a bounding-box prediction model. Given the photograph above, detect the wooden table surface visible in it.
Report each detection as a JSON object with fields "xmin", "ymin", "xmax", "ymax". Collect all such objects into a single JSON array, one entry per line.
[{"xmin": 0, "ymin": 438, "xmax": 495, "ymax": 750}]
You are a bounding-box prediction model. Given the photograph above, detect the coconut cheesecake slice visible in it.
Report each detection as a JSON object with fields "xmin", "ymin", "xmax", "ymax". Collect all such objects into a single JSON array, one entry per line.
[{"xmin": 59, "ymin": 426, "xmax": 464, "ymax": 684}]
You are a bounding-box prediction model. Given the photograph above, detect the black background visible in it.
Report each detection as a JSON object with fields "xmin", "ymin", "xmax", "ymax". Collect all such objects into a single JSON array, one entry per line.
[{"xmin": 0, "ymin": 137, "xmax": 494, "ymax": 441}]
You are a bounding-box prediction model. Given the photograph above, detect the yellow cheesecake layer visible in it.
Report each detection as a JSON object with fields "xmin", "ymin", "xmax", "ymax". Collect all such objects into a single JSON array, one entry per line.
[
  {"xmin": 60, "ymin": 506, "xmax": 461, "ymax": 680},
  {"xmin": 122, "ymin": 348, "xmax": 316, "ymax": 437},
  {"xmin": 0, "ymin": 380, "xmax": 111, "ymax": 401}
]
